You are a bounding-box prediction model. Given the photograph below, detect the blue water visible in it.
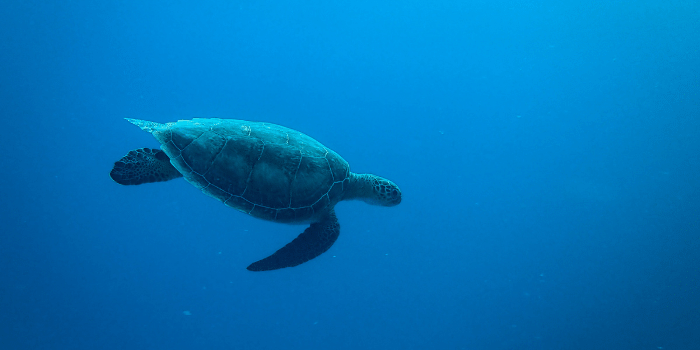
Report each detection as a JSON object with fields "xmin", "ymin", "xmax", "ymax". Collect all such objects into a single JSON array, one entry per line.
[{"xmin": 2, "ymin": 1, "xmax": 698, "ymax": 349}]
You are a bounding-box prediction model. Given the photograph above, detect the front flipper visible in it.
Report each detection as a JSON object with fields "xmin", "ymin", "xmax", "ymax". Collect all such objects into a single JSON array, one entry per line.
[
  {"xmin": 247, "ymin": 210, "xmax": 340, "ymax": 271},
  {"xmin": 110, "ymin": 148, "xmax": 183, "ymax": 185}
]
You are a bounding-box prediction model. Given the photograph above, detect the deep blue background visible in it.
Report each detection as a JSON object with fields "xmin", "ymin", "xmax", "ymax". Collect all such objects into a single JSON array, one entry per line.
[{"xmin": 2, "ymin": 1, "xmax": 699, "ymax": 349}]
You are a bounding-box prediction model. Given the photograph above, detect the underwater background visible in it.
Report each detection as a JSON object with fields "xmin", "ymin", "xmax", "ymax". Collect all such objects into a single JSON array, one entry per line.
[{"xmin": 1, "ymin": 1, "xmax": 699, "ymax": 349}]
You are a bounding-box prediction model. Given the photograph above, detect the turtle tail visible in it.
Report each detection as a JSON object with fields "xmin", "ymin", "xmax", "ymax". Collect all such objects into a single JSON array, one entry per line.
[{"xmin": 125, "ymin": 118, "xmax": 165, "ymax": 134}]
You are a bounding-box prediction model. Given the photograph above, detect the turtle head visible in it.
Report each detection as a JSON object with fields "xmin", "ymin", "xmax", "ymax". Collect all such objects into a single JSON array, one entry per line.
[
  {"xmin": 347, "ymin": 174, "xmax": 401, "ymax": 206},
  {"xmin": 369, "ymin": 176, "xmax": 402, "ymax": 206}
]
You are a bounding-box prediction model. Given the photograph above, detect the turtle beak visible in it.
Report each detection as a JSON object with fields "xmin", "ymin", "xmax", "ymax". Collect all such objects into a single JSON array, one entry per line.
[
  {"xmin": 381, "ymin": 185, "xmax": 401, "ymax": 206},
  {"xmin": 390, "ymin": 187, "xmax": 402, "ymax": 206}
]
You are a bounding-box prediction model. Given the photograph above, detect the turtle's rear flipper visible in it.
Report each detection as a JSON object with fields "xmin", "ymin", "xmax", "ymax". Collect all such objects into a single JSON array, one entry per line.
[
  {"xmin": 110, "ymin": 148, "xmax": 183, "ymax": 185},
  {"xmin": 247, "ymin": 210, "xmax": 340, "ymax": 271}
]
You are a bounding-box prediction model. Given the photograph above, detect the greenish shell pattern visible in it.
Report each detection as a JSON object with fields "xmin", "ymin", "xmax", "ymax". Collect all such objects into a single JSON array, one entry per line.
[{"xmin": 152, "ymin": 118, "xmax": 350, "ymax": 223}]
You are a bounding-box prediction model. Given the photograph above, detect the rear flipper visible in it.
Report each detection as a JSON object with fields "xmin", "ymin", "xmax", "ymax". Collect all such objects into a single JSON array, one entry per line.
[
  {"xmin": 247, "ymin": 210, "xmax": 340, "ymax": 271},
  {"xmin": 110, "ymin": 148, "xmax": 183, "ymax": 185}
]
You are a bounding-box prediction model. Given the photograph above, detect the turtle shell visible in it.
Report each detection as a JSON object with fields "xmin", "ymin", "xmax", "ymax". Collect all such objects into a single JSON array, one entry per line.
[{"xmin": 154, "ymin": 118, "xmax": 350, "ymax": 223}]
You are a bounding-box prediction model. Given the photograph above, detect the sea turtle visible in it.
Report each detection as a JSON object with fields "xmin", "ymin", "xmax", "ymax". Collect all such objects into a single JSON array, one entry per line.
[{"xmin": 110, "ymin": 118, "xmax": 401, "ymax": 271}]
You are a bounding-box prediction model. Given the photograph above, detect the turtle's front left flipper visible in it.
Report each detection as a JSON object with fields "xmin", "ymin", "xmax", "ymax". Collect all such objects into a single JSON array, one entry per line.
[
  {"xmin": 110, "ymin": 148, "xmax": 183, "ymax": 185},
  {"xmin": 247, "ymin": 210, "xmax": 340, "ymax": 271}
]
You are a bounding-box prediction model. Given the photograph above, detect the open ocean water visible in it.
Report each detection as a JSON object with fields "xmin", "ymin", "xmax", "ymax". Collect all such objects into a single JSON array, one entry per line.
[{"xmin": 1, "ymin": 1, "xmax": 698, "ymax": 349}]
